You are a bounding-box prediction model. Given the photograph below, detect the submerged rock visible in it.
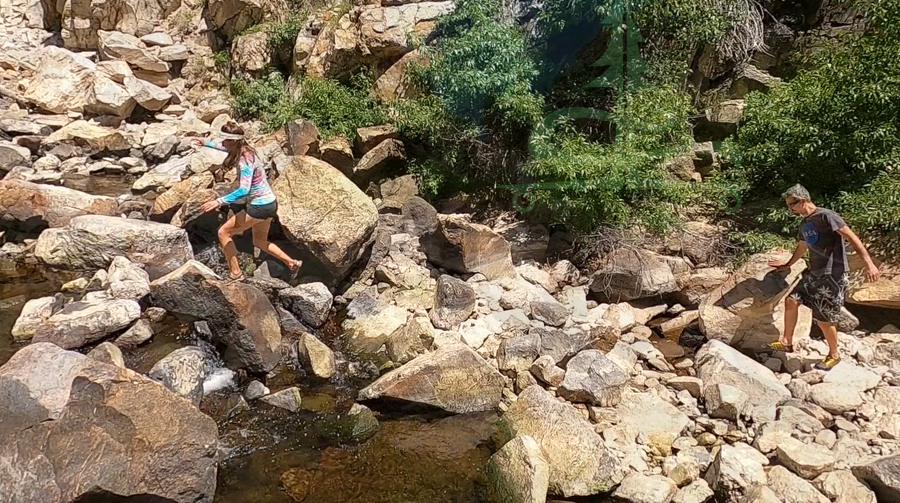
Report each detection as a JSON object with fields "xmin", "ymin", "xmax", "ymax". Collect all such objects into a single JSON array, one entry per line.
[
  {"xmin": 359, "ymin": 343, "xmax": 505, "ymax": 414},
  {"xmin": 483, "ymin": 435, "xmax": 550, "ymax": 503},
  {"xmin": 494, "ymin": 385, "xmax": 620, "ymax": 497},
  {"xmin": 297, "ymin": 333, "xmax": 336, "ymax": 379},
  {"xmin": 261, "ymin": 387, "xmax": 303, "ymax": 412}
]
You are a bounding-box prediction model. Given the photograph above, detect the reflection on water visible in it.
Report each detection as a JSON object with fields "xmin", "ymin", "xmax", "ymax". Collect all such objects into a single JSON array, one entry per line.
[{"xmin": 214, "ymin": 401, "xmax": 498, "ymax": 503}]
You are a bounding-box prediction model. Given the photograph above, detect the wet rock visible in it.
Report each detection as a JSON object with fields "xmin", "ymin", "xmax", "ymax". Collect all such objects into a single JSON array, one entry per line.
[
  {"xmin": 35, "ymin": 215, "xmax": 194, "ymax": 280},
  {"xmin": 87, "ymin": 341, "xmax": 125, "ymax": 368},
  {"xmin": 10, "ymin": 293, "xmax": 66, "ymax": 341},
  {"xmin": 494, "ymin": 385, "xmax": 619, "ymax": 497},
  {"xmin": 359, "ymin": 344, "xmax": 504, "ymax": 413},
  {"xmin": 115, "ymin": 318, "xmax": 154, "ymax": 348},
  {"xmin": 699, "ymin": 251, "xmax": 806, "ymax": 348},
  {"xmin": 343, "ymin": 290, "xmax": 409, "ymax": 353},
  {"xmin": 776, "ymin": 437, "xmax": 835, "ymax": 479},
  {"xmin": 808, "ymin": 383, "xmax": 864, "ymax": 414},
  {"xmin": 245, "ymin": 380, "xmax": 270, "ymax": 400},
  {"xmin": 149, "ymin": 346, "xmax": 211, "ymax": 406},
  {"xmin": 279, "ymin": 282, "xmax": 333, "ymax": 328},
  {"xmin": 558, "ymin": 349, "xmax": 628, "ymax": 406},
  {"xmin": 298, "ymin": 333, "xmax": 336, "ymax": 379},
  {"xmin": 261, "ymin": 387, "xmax": 303, "ymax": 412},
  {"xmin": 696, "ymin": 340, "xmax": 790, "ymax": 421},
  {"xmin": 420, "ymin": 214, "xmax": 517, "ymax": 280},
  {"xmin": 0, "ymin": 179, "xmax": 119, "ymax": 228},
  {"xmin": 272, "ymin": 156, "xmax": 378, "ymax": 280},
  {"xmin": 431, "ymin": 275, "xmax": 475, "ymax": 329},
  {"xmin": 32, "ymin": 298, "xmax": 141, "ymax": 349},
  {"xmin": 814, "ymin": 469, "xmax": 877, "ymax": 503},
  {"xmin": 672, "ymin": 479, "xmax": 714, "ymax": 503},
  {"xmin": 150, "ymin": 261, "xmax": 282, "ymax": 373},
  {"xmin": 483, "ymin": 435, "xmax": 550, "ymax": 503},
  {"xmin": 344, "ymin": 403, "xmax": 379, "ymax": 442},
  {"xmin": 765, "ymin": 465, "xmax": 829, "ymax": 503},
  {"xmin": 0, "ymin": 348, "xmax": 218, "ymax": 503},
  {"xmin": 613, "ymin": 473, "xmax": 678, "ymax": 503},
  {"xmin": 705, "ymin": 443, "xmax": 768, "ymax": 498},
  {"xmin": 590, "ymin": 248, "xmax": 677, "ymax": 301},
  {"xmin": 704, "ymin": 383, "xmax": 749, "ymax": 420},
  {"xmin": 386, "ymin": 315, "xmax": 433, "ymax": 364},
  {"xmin": 852, "ymin": 454, "xmax": 900, "ymax": 502},
  {"xmin": 530, "ymin": 355, "xmax": 565, "ymax": 386}
]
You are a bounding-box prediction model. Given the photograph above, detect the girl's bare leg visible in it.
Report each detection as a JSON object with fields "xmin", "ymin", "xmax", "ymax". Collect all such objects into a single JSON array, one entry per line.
[
  {"xmin": 217, "ymin": 212, "xmax": 254, "ymax": 278},
  {"xmin": 250, "ymin": 217, "xmax": 302, "ymax": 270}
]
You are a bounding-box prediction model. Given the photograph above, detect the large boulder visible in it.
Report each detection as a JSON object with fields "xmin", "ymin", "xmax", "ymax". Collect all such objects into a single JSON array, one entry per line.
[
  {"xmin": 150, "ymin": 261, "xmax": 283, "ymax": 373},
  {"xmin": 0, "ymin": 179, "xmax": 118, "ymax": 228},
  {"xmin": 60, "ymin": 0, "xmax": 181, "ymax": 50},
  {"xmin": 356, "ymin": 1, "xmax": 455, "ymax": 58},
  {"xmin": 32, "ymin": 298, "xmax": 141, "ymax": 349},
  {"xmin": 494, "ymin": 385, "xmax": 620, "ymax": 497},
  {"xmin": 589, "ymin": 248, "xmax": 677, "ymax": 301},
  {"xmin": 353, "ymin": 138, "xmax": 405, "ymax": 183},
  {"xmin": 358, "ymin": 343, "xmax": 504, "ymax": 413},
  {"xmin": 0, "ymin": 345, "xmax": 218, "ymax": 503},
  {"xmin": 483, "ymin": 435, "xmax": 550, "ymax": 503},
  {"xmin": 207, "ymin": 0, "xmax": 287, "ymax": 40},
  {"xmin": 420, "ymin": 214, "xmax": 517, "ymax": 280},
  {"xmin": 699, "ymin": 250, "xmax": 807, "ymax": 348},
  {"xmin": 34, "ymin": 215, "xmax": 194, "ymax": 280},
  {"xmin": 848, "ymin": 274, "xmax": 900, "ymax": 309},
  {"xmin": 279, "ymin": 282, "xmax": 334, "ymax": 328},
  {"xmin": 272, "ymin": 155, "xmax": 378, "ymax": 280},
  {"xmin": 373, "ymin": 49, "xmax": 427, "ymax": 102},
  {"xmin": 696, "ymin": 340, "xmax": 790, "ymax": 421},
  {"xmin": 21, "ymin": 46, "xmax": 95, "ymax": 114},
  {"xmin": 97, "ymin": 30, "xmax": 169, "ymax": 72}
]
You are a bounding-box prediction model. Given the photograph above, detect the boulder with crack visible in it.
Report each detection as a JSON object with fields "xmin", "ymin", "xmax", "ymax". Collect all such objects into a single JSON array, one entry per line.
[
  {"xmin": 420, "ymin": 213, "xmax": 517, "ymax": 280},
  {"xmin": 493, "ymin": 385, "xmax": 621, "ymax": 497},
  {"xmin": 150, "ymin": 261, "xmax": 282, "ymax": 373},
  {"xmin": 358, "ymin": 343, "xmax": 504, "ymax": 413},
  {"xmin": 0, "ymin": 344, "xmax": 218, "ymax": 503}
]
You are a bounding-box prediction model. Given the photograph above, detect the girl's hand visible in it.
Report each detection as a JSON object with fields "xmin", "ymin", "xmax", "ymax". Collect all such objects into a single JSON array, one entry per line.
[{"xmin": 199, "ymin": 200, "xmax": 220, "ymax": 213}]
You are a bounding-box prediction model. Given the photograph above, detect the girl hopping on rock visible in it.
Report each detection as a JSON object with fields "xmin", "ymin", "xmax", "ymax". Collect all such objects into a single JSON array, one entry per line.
[{"xmin": 192, "ymin": 122, "xmax": 301, "ymax": 280}]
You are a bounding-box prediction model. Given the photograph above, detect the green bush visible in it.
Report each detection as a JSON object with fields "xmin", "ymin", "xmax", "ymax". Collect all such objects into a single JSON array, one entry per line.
[
  {"xmin": 733, "ymin": 0, "xmax": 900, "ymax": 244},
  {"xmin": 230, "ymin": 72, "xmax": 387, "ymax": 136},
  {"xmin": 268, "ymin": 12, "xmax": 308, "ymax": 63}
]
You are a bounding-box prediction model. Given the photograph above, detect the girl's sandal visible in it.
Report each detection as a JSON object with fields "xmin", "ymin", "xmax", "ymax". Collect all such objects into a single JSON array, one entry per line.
[
  {"xmin": 227, "ymin": 272, "xmax": 245, "ymax": 281},
  {"xmin": 289, "ymin": 259, "xmax": 303, "ymax": 280}
]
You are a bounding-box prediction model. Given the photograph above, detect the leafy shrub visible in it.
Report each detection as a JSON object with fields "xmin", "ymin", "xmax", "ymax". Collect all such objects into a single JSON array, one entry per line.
[
  {"xmin": 230, "ymin": 73, "xmax": 387, "ymax": 137},
  {"xmin": 268, "ymin": 12, "xmax": 309, "ymax": 63},
  {"xmin": 733, "ymin": 0, "xmax": 900, "ymax": 245}
]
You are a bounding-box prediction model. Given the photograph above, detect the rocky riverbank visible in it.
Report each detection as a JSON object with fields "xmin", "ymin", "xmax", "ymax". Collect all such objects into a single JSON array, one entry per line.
[{"xmin": 3, "ymin": 0, "xmax": 900, "ymax": 502}]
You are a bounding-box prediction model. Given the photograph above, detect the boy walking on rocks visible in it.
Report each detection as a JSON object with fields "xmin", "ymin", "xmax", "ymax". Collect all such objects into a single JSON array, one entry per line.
[{"xmin": 766, "ymin": 184, "xmax": 880, "ymax": 370}]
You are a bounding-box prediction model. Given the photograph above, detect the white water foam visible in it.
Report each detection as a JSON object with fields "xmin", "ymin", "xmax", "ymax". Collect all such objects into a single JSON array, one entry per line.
[{"xmin": 203, "ymin": 367, "xmax": 236, "ymax": 395}]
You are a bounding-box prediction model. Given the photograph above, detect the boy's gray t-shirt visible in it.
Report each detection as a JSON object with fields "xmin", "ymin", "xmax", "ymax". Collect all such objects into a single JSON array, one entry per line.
[{"xmin": 797, "ymin": 207, "xmax": 848, "ymax": 277}]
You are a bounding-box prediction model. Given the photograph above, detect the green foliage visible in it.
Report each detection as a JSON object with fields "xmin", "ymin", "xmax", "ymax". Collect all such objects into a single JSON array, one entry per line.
[
  {"xmin": 268, "ymin": 12, "xmax": 308, "ymax": 58},
  {"xmin": 213, "ymin": 50, "xmax": 230, "ymax": 72},
  {"xmin": 229, "ymin": 73, "xmax": 387, "ymax": 137},
  {"xmin": 522, "ymin": 85, "xmax": 703, "ymax": 233},
  {"xmin": 733, "ymin": 0, "xmax": 900, "ymax": 245},
  {"xmin": 420, "ymin": 0, "xmax": 542, "ymax": 131},
  {"xmin": 727, "ymin": 230, "xmax": 796, "ymax": 264}
]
